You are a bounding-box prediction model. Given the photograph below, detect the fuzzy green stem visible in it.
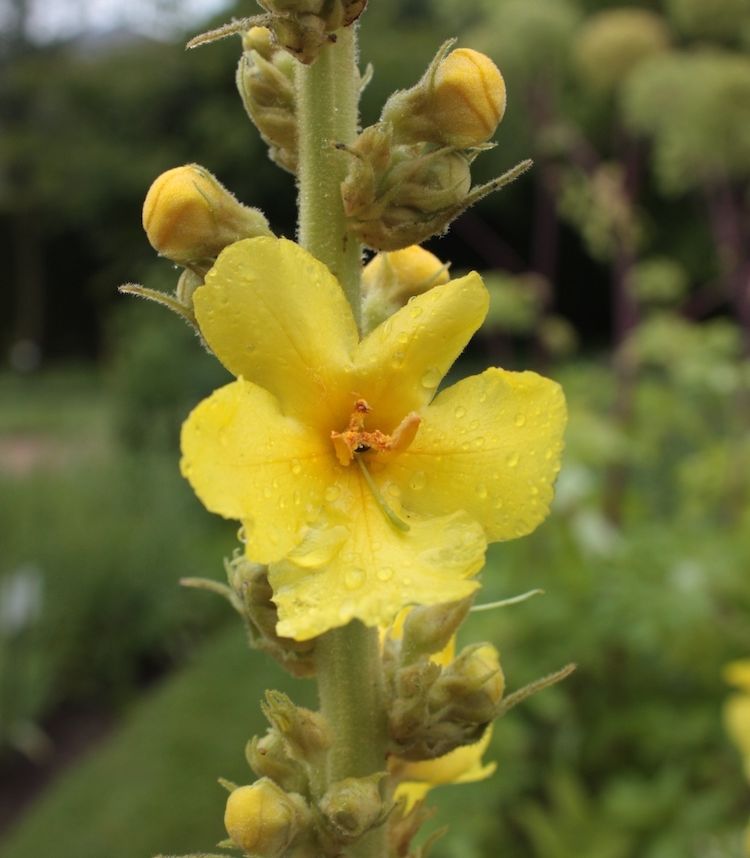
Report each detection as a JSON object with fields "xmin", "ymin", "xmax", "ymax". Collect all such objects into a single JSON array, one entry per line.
[
  {"xmin": 296, "ymin": 24, "xmax": 387, "ymax": 858},
  {"xmin": 296, "ymin": 26, "xmax": 362, "ymax": 327},
  {"xmin": 315, "ymin": 622, "xmax": 387, "ymax": 857}
]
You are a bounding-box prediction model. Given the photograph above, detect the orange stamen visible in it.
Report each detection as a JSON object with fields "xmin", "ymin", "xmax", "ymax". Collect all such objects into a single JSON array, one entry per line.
[{"xmin": 331, "ymin": 399, "xmax": 421, "ymax": 466}]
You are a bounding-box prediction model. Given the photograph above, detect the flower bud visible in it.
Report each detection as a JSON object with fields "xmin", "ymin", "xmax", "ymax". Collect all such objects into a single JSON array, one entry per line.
[
  {"xmin": 262, "ymin": 690, "xmax": 331, "ymax": 764},
  {"xmin": 237, "ymin": 28, "xmax": 298, "ymax": 173},
  {"xmin": 224, "ymin": 779, "xmax": 308, "ymax": 857},
  {"xmin": 256, "ymin": 0, "xmax": 367, "ymax": 64},
  {"xmin": 142, "ymin": 164, "xmax": 272, "ymax": 273},
  {"xmin": 246, "ymin": 729, "xmax": 308, "ymax": 794},
  {"xmin": 382, "ymin": 42, "xmax": 506, "ymax": 149},
  {"xmin": 429, "ymin": 643, "xmax": 505, "ymax": 724},
  {"xmin": 361, "ymin": 246, "xmax": 450, "ymax": 332},
  {"xmin": 319, "ymin": 775, "xmax": 385, "ymax": 842}
]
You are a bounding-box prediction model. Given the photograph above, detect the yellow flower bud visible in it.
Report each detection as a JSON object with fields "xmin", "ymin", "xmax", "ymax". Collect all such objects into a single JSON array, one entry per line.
[
  {"xmin": 431, "ymin": 49, "xmax": 506, "ymax": 148},
  {"xmin": 142, "ymin": 164, "xmax": 271, "ymax": 271},
  {"xmin": 364, "ymin": 246, "xmax": 449, "ymax": 299},
  {"xmin": 224, "ymin": 779, "xmax": 306, "ymax": 857},
  {"xmin": 381, "ymin": 41, "xmax": 506, "ymax": 149},
  {"xmin": 460, "ymin": 644, "xmax": 505, "ymax": 707}
]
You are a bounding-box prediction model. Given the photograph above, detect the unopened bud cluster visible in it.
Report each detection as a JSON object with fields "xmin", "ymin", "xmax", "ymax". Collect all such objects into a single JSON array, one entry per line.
[
  {"xmin": 223, "ymin": 691, "xmax": 387, "ymax": 857},
  {"xmin": 384, "ymin": 600, "xmax": 506, "ymax": 761},
  {"xmin": 256, "ymin": 0, "xmax": 367, "ymax": 64},
  {"xmin": 227, "ymin": 554, "xmax": 316, "ymax": 677},
  {"xmin": 237, "ymin": 27, "xmax": 298, "ymax": 173},
  {"xmin": 341, "ymin": 41, "xmax": 519, "ymax": 251}
]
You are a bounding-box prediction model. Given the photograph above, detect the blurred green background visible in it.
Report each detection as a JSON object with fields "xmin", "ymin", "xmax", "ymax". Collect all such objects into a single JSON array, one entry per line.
[{"xmin": 1, "ymin": 0, "xmax": 750, "ymax": 855}]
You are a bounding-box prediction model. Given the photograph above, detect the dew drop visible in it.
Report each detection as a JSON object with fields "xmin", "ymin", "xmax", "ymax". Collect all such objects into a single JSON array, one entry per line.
[
  {"xmin": 345, "ymin": 568, "xmax": 366, "ymax": 590},
  {"xmin": 506, "ymin": 452, "xmax": 520, "ymax": 468},
  {"xmin": 409, "ymin": 304, "xmax": 424, "ymax": 319},
  {"xmin": 291, "ymin": 459, "xmax": 302, "ymax": 476},
  {"xmin": 475, "ymin": 483, "xmax": 488, "ymax": 499},
  {"xmin": 377, "ymin": 567, "xmax": 394, "ymax": 582},
  {"xmin": 409, "ymin": 471, "xmax": 427, "ymax": 491},
  {"xmin": 325, "ymin": 485, "xmax": 341, "ymax": 502},
  {"xmin": 454, "ymin": 405, "xmax": 467, "ymax": 419},
  {"xmin": 514, "ymin": 413, "xmax": 527, "ymax": 427},
  {"xmin": 397, "ymin": 332, "xmax": 409, "ymax": 345},
  {"xmin": 420, "ymin": 367, "xmax": 441, "ymax": 389},
  {"xmin": 473, "ymin": 436, "xmax": 485, "ymax": 449}
]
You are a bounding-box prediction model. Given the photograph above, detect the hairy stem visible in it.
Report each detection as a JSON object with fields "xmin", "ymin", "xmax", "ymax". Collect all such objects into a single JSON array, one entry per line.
[{"xmin": 296, "ymin": 24, "xmax": 387, "ymax": 858}]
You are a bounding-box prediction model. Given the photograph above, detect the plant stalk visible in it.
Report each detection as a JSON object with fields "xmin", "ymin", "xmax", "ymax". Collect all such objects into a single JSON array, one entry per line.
[{"xmin": 296, "ymin": 24, "xmax": 387, "ymax": 858}]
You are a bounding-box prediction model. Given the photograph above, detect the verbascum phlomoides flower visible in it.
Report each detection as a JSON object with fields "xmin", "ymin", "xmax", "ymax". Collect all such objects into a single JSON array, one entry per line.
[{"xmin": 180, "ymin": 237, "xmax": 566, "ymax": 640}]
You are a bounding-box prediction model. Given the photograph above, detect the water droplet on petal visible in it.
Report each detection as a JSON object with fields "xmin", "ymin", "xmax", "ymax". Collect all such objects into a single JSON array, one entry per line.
[
  {"xmin": 409, "ymin": 304, "xmax": 423, "ymax": 319},
  {"xmin": 325, "ymin": 485, "xmax": 341, "ymax": 502},
  {"xmin": 377, "ymin": 567, "xmax": 394, "ymax": 582},
  {"xmin": 409, "ymin": 471, "xmax": 427, "ymax": 491},
  {"xmin": 454, "ymin": 405, "xmax": 467, "ymax": 419},
  {"xmin": 420, "ymin": 367, "xmax": 441, "ymax": 389},
  {"xmin": 291, "ymin": 459, "xmax": 302, "ymax": 476},
  {"xmin": 514, "ymin": 413, "xmax": 527, "ymax": 427},
  {"xmin": 475, "ymin": 483, "xmax": 488, "ymax": 499},
  {"xmin": 506, "ymin": 452, "xmax": 520, "ymax": 468},
  {"xmin": 344, "ymin": 568, "xmax": 366, "ymax": 590}
]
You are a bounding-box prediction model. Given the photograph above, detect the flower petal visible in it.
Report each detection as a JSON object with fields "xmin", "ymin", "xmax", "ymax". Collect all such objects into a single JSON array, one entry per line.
[
  {"xmin": 193, "ymin": 237, "xmax": 359, "ymax": 427},
  {"xmin": 354, "ymin": 272, "xmax": 488, "ymax": 430},
  {"xmin": 180, "ymin": 379, "xmax": 336, "ymax": 563},
  {"xmin": 386, "ymin": 368, "xmax": 566, "ymax": 542},
  {"xmin": 269, "ymin": 474, "xmax": 486, "ymax": 641},
  {"xmin": 394, "ymin": 726, "xmax": 496, "ymax": 810}
]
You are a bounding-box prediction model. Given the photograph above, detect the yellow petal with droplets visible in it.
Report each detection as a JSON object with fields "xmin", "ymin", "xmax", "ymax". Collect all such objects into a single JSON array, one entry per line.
[
  {"xmin": 269, "ymin": 473, "xmax": 486, "ymax": 640},
  {"xmin": 193, "ymin": 237, "xmax": 358, "ymax": 428},
  {"xmin": 354, "ymin": 272, "xmax": 488, "ymax": 431},
  {"xmin": 394, "ymin": 726, "xmax": 496, "ymax": 810},
  {"xmin": 180, "ymin": 379, "xmax": 336, "ymax": 564},
  {"xmin": 386, "ymin": 368, "xmax": 566, "ymax": 542}
]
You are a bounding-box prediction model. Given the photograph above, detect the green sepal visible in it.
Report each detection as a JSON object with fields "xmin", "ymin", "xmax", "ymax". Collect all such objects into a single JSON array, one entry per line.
[{"xmin": 119, "ymin": 283, "xmax": 198, "ymax": 331}]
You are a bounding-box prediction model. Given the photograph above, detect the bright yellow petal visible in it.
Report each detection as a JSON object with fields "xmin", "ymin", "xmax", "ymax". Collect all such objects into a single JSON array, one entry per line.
[
  {"xmin": 724, "ymin": 660, "xmax": 750, "ymax": 692},
  {"xmin": 394, "ymin": 727, "xmax": 496, "ymax": 810},
  {"xmin": 385, "ymin": 368, "xmax": 566, "ymax": 542},
  {"xmin": 354, "ymin": 272, "xmax": 488, "ymax": 430},
  {"xmin": 180, "ymin": 379, "xmax": 336, "ymax": 563},
  {"xmin": 269, "ymin": 473, "xmax": 486, "ymax": 641},
  {"xmin": 193, "ymin": 237, "xmax": 358, "ymax": 427}
]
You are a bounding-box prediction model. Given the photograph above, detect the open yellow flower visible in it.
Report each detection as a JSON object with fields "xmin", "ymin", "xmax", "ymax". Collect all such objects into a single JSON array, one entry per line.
[{"xmin": 180, "ymin": 236, "xmax": 566, "ymax": 640}]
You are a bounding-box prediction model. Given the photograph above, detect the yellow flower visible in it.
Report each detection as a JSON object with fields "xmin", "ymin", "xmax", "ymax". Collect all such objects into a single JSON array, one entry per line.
[
  {"xmin": 724, "ymin": 659, "xmax": 750, "ymax": 782},
  {"xmin": 393, "ymin": 726, "xmax": 496, "ymax": 808},
  {"xmin": 180, "ymin": 236, "xmax": 566, "ymax": 640}
]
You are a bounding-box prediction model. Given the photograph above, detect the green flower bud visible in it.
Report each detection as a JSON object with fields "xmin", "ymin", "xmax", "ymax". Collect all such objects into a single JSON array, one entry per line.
[
  {"xmin": 255, "ymin": 0, "xmax": 367, "ymax": 64},
  {"xmin": 246, "ymin": 729, "xmax": 308, "ymax": 794},
  {"xmin": 262, "ymin": 691, "xmax": 331, "ymax": 764},
  {"xmin": 237, "ymin": 27, "xmax": 298, "ymax": 172},
  {"xmin": 341, "ymin": 123, "xmax": 531, "ymax": 251},
  {"xmin": 224, "ymin": 779, "xmax": 309, "ymax": 857},
  {"xmin": 430, "ymin": 643, "xmax": 505, "ymax": 724},
  {"xmin": 142, "ymin": 164, "xmax": 272, "ymax": 274},
  {"xmin": 382, "ymin": 41, "xmax": 506, "ymax": 148},
  {"xmin": 319, "ymin": 775, "xmax": 385, "ymax": 842}
]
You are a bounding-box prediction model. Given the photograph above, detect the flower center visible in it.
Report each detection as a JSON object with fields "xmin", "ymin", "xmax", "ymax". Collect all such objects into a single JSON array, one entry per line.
[{"xmin": 330, "ymin": 399, "xmax": 421, "ymax": 467}]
